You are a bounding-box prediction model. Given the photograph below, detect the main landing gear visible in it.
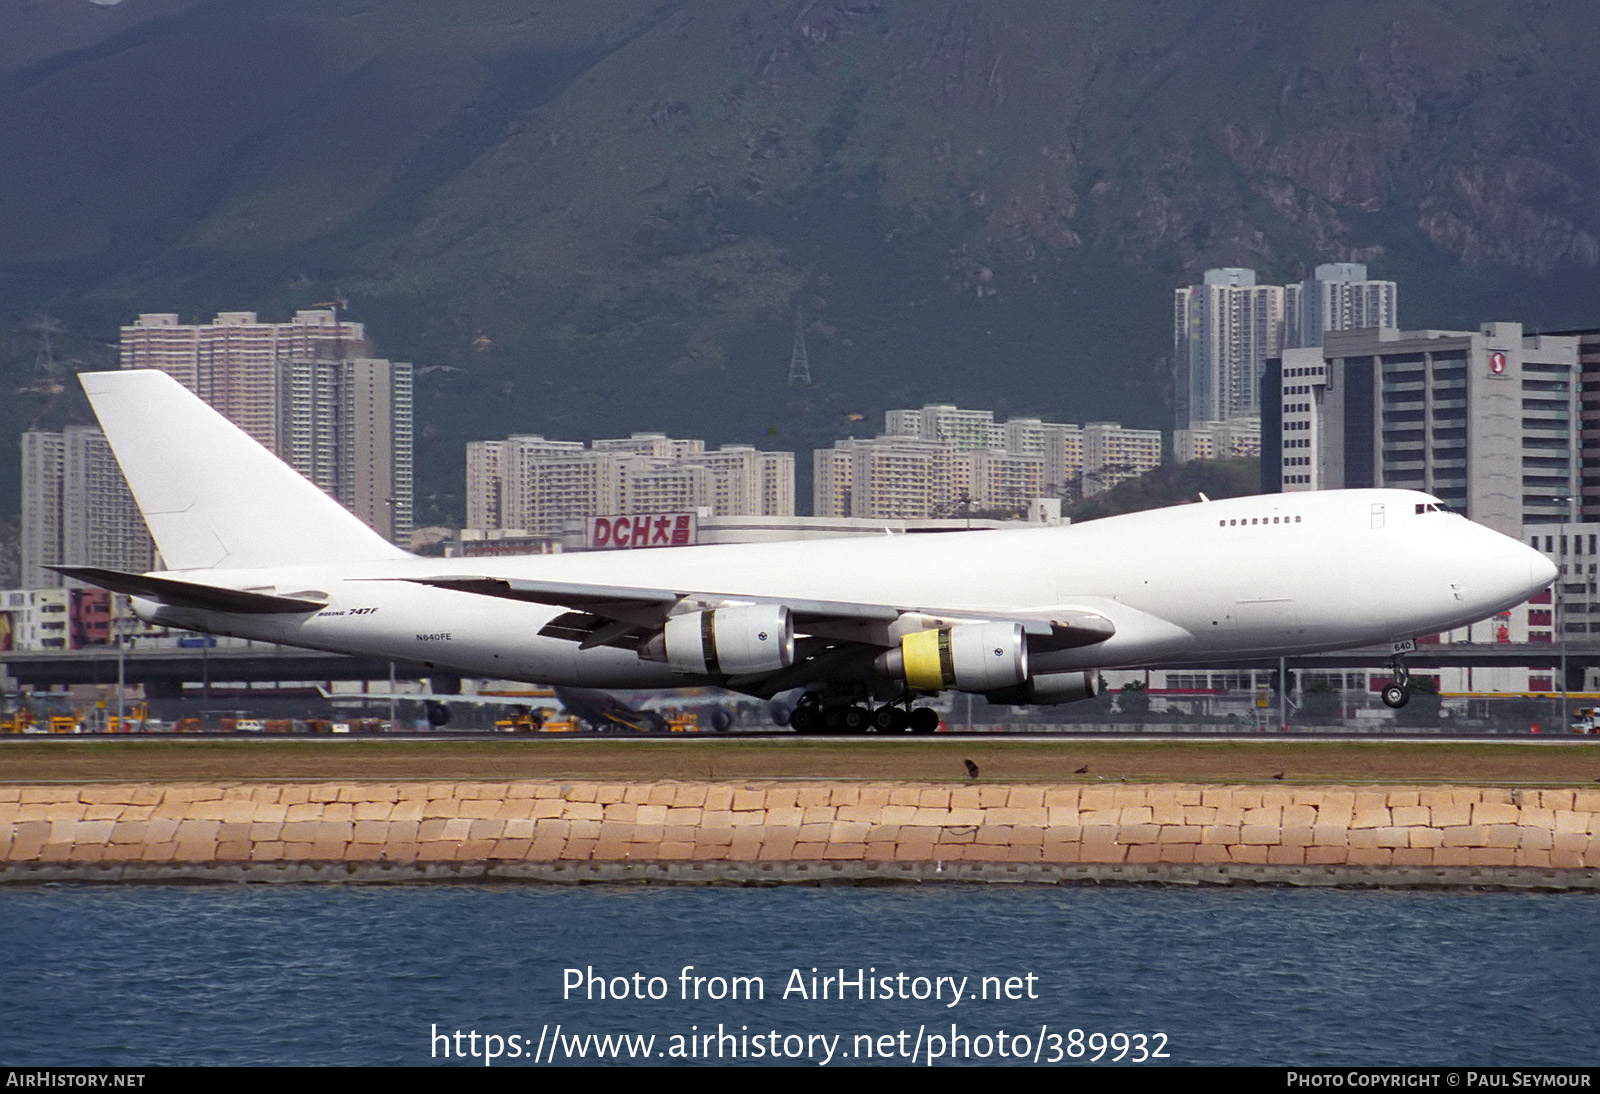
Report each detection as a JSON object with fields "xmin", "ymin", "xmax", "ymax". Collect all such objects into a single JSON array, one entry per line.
[
  {"xmin": 1381, "ymin": 656, "xmax": 1411, "ymax": 709},
  {"xmin": 786, "ymin": 691, "xmax": 941, "ymax": 735}
]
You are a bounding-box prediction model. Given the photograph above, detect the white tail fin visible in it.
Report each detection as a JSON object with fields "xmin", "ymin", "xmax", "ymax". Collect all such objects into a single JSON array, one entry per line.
[{"xmin": 81, "ymin": 369, "xmax": 410, "ymax": 570}]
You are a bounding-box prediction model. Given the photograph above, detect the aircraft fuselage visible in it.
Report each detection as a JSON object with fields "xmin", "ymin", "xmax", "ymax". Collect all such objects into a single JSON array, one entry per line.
[{"xmin": 135, "ymin": 488, "xmax": 1551, "ymax": 692}]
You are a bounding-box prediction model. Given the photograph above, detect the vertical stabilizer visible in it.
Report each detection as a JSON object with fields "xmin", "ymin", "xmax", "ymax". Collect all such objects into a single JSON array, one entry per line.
[{"xmin": 80, "ymin": 370, "xmax": 410, "ymax": 570}]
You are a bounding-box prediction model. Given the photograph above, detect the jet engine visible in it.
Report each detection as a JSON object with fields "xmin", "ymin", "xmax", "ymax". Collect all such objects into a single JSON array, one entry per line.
[
  {"xmin": 983, "ymin": 670, "xmax": 1098, "ymax": 706},
  {"xmin": 642, "ymin": 604, "xmax": 795, "ymax": 676},
  {"xmin": 873, "ymin": 622, "xmax": 1028, "ymax": 692}
]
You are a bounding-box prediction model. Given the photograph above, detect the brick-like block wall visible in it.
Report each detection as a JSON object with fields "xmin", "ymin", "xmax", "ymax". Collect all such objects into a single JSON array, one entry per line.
[{"xmin": 1, "ymin": 782, "xmax": 1598, "ymax": 869}]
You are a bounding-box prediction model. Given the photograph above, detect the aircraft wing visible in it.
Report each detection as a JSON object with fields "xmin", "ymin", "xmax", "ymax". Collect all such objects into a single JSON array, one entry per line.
[{"xmin": 402, "ymin": 574, "xmax": 1117, "ymax": 666}]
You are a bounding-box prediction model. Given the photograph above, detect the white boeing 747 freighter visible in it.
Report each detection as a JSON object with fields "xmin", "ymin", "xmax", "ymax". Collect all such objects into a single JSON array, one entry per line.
[{"xmin": 60, "ymin": 370, "xmax": 1555, "ymax": 732}]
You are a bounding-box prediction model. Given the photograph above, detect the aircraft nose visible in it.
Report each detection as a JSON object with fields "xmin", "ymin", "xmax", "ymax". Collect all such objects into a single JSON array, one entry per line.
[
  {"xmin": 1531, "ymin": 549, "xmax": 1558, "ymax": 590},
  {"xmin": 1463, "ymin": 527, "xmax": 1556, "ymax": 612}
]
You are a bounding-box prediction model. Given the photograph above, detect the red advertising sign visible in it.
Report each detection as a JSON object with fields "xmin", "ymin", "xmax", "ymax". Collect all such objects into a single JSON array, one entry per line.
[
  {"xmin": 1489, "ymin": 351, "xmax": 1507, "ymax": 375},
  {"xmin": 587, "ymin": 512, "xmax": 698, "ymax": 550}
]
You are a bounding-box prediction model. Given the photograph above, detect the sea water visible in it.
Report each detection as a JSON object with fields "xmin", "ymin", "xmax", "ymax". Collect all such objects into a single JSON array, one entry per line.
[{"xmin": 1, "ymin": 884, "xmax": 1594, "ymax": 1066}]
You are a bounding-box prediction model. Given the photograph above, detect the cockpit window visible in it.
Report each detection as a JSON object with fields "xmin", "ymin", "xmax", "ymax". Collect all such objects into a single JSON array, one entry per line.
[{"xmin": 1414, "ymin": 502, "xmax": 1447, "ymax": 515}]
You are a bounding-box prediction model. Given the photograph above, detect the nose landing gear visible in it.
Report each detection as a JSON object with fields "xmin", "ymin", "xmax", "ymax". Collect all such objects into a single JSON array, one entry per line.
[{"xmin": 1381, "ymin": 655, "xmax": 1411, "ymax": 709}]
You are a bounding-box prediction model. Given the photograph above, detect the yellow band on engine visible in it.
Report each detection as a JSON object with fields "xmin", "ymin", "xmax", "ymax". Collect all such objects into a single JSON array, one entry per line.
[{"xmin": 902, "ymin": 628, "xmax": 952, "ymax": 691}]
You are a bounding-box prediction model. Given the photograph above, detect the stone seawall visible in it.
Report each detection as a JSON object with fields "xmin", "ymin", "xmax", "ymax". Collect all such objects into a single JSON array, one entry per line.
[{"xmin": 4, "ymin": 781, "xmax": 1600, "ymax": 888}]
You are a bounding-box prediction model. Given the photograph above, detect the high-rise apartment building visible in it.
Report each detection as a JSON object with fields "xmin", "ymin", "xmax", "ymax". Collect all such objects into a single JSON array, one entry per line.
[
  {"xmin": 465, "ymin": 440, "xmax": 507, "ymax": 531},
  {"xmin": 1174, "ymin": 268, "xmax": 1286, "ymax": 427},
  {"xmin": 885, "ymin": 405, "xmax": 1005, "ymax": 451},
  {"xmin": 758, "ymin": 451, "xmax": 795, "ymax": 518},
  {"xmin": 122, "ymin": 310, "xmax": 368, "ymax": 452},
  {"xmin": 21, "ymin": 426, "xmax": 154, "ymax": 588},
  {"xmin": 121, "ymin": 310, "xmax": 412, "ymax": 545},
  {"xmin": 1172, "ymin": 418, "xmax": 1262, "ymax": 462},
  {"xmin": 469, "ymin": 433, "xmax": 795, "ymax": 537},
  {"xmin": 1285, "ymin": 263, "xmax": 1399, "ymax": 351},
  {"xmin": 1003, "ymin": 419, "xmax": 1083, "ymax": 493},
  {"xmin": 814, "ymin": 406, "xmax": 1156, "ymax": 517},
  {"xmin": 341, "ymin": 358, "xmax": 414, "ymax": 544},
  {"xmin": 260, "ymin": 355, "xmax": 414, "ymax": 543},
  {"xmin": 1174, "ymin": 264, "xmax": 1398, "ymax": 462},
  {"xmin": 20, "ymin": 432, "xmax": 65, "ymax": 589},
  {"xmin": 1081, "ymin": 422, "xmax": 1165, "ymax": 497}
]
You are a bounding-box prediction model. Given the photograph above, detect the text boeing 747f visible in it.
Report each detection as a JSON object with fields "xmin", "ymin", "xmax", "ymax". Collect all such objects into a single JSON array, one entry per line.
[{"xmin": 61, "ymin": 370, "xmax": 1555, "ymax": 732}]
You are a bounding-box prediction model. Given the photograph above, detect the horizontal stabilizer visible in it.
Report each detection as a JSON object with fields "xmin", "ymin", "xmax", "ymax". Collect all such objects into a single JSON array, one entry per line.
[{"xmin": 52, "ymin": 567, "xmax": 327, "ymax": 615}]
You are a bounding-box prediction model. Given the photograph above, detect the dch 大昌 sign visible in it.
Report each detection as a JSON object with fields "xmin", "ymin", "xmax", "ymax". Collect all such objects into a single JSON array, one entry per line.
[{"xmin": 587, "ymin": 512, "xmax": 698, "ymax": 550}]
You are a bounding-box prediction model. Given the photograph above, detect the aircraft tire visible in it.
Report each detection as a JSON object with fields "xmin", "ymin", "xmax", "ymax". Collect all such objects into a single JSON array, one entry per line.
[
  {"xmin": 789, "ymin": 706, "xmax": 820, "ymax": 734},
  {"xmin": 909, "ymin": 707, "xmax": 941, "ymax": 734},
  {"xmin": 871, "ymin": 706, "xmax": 907, "ymax": 733},
  {"xmin": 1381, "ymin": 685, "xmax": 1409, "ymax": 709},
  {"xmin": 842, "ymin": 706, "xmax": 870, "ymax": 733}
]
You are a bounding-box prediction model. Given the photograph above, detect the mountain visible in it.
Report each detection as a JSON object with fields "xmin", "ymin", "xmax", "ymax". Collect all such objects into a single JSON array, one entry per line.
[{"xmin": 2, "ymin": 0, "xmax": 1598, "ymax": 525}]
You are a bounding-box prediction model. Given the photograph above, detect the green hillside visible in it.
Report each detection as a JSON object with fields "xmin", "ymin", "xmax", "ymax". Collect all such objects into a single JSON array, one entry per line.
[{"xmin": 2, "ymin": 1, "xmax": 1598, "ymax": 526}]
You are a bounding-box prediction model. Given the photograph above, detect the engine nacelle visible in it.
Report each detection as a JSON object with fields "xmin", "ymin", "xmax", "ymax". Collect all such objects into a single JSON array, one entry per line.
[
  {"xmin": 984, "ymin": 670, "xmax": 1098, "ymax": 706},
  {"xmin": 648, "ymin": 604, "xmax": 794, "ymax": 676},
  {"xmin": 873, "ymin": 622, "xmax": 1028, "ymax": 692}
]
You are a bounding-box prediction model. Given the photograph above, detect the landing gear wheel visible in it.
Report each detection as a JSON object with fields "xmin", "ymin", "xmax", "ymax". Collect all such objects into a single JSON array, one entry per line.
[
  {"xmin": 842, "ymin": 706, "xmax": 870, "ymax": 734},
  {"xmin": 789, "ymin": 705, "xmax": 820, "ymax": 734},
  {"xmin": 1383, "ymin": 652, "xmax": 1411, "ymax": 709},
  {"xmin": 871, "ymin": 706, "xmax": 909, "ymax": 734},
  {"xmin": 909, "ymin": 707, "xmax": 941, "ymax": 734}
]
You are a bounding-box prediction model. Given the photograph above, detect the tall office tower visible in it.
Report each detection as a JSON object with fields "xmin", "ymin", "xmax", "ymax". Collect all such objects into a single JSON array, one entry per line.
[
  {"xmin": 21, "ymin": 427, "xmax": 154, "ymax": 588},
  {"xmin": 1286, "ymin": 263, "xmax": 1399, "ymax": 349},
  {"xmin": 1556, "ymin": 329, "xmax": 1600, "ymax": 523},
  {"xmin": 1262, "ymin": 323, "xmax": 1579, "ymax": 538},
  {"xmin": 1174, "ymin": 268, "xmax": 1286, "ymax": 427},
  {"xmin": 121, "ymin": 310, "xmax": 368, "ymax": 452},
  {"xmin": 1081, "ymin": 423, "xmax": 1163, "ymax": 497}
]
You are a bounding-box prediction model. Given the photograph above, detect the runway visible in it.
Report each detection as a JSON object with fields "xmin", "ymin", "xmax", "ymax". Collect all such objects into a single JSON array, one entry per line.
[{"xmin": 1, "ymin": 733, "xmax": 1595, "ymax": 785}]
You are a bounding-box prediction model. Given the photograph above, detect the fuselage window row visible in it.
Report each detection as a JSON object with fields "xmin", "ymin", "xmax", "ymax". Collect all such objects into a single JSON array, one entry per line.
[{"xmin": 1217, "ymin": 515, "xmax": 1304, "ymax": 527}]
